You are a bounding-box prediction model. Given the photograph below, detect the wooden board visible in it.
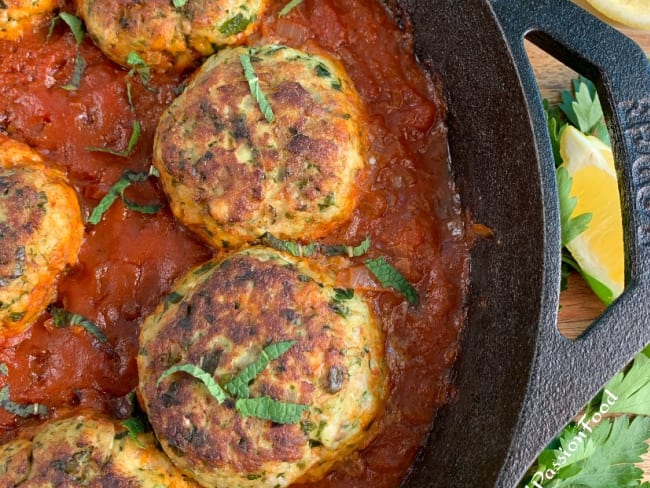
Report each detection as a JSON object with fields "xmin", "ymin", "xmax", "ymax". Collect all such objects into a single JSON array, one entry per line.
[{"xmin": 526, "ymin": 0, "xmax": 650, "ymax": 478}]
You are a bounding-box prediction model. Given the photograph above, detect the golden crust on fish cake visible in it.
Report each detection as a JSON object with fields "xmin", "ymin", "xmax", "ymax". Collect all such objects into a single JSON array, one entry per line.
[
  {"xmin": 0, "ymin": 135, "xmax": 84, "ymax": 336},
  {"xmin": 0, "ymin": 0, "xmax": 62, "ymax": 40},
  {"xmin": 0, "ymin": 411, "xmax": 199, "ymax": 487},
  {"xmin": 153, "ymin": 45, "xmax": 367, "ymax": 250},
  {"xmin": 138, "ymin": 247, "xmax": 387, "ymax": 487},
  {"xmin": 76, "ymin": 0, "xmax": 269, "ymax": 72}
]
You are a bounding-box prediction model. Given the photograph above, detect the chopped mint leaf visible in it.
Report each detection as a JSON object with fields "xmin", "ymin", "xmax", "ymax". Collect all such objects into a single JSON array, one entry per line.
[
  {"xmin": 365, "ymin": 256, "xmax": 419, "ymax": 306},
  {"xmin": 157, "ymin": 364, "xmax": 228, "ymax": 403},
  {"xmin": 226, "ymin": 340, "xmax": 296, "ymax": 398},
  {"xmin": 236, "ymin": 396, "xmax": 307, "ymax": 424}
]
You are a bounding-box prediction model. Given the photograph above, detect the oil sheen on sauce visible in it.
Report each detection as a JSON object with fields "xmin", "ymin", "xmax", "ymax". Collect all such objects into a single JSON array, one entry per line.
[{"xmin": 0, "ymin": 1, "xmax": 469, "ymax": 486}]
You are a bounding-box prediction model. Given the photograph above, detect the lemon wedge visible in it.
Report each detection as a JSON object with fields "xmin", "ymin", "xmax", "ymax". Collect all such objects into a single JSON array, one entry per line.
[
  {"xmin": 585, "ymin": 0, "xmax": 650, "ymax": 30},
  {"xmin": 560, "ymin": 125, "xmax": 624, "ymax": 304}
]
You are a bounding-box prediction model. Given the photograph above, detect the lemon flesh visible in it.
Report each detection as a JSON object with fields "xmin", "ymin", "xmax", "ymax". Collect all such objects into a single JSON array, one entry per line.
[
  {"xmin": 585, "ymin": 0, "xmax": 650, "ymax": 30},
  {"xmin": 560, "ymin": 125, "xmax": 624, "ymax": 303}
]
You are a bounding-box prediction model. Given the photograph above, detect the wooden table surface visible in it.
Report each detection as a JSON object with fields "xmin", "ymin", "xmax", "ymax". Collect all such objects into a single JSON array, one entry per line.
[{"xmin": 526, "ymin": 0, "xmax": 650, "ymax": 477}]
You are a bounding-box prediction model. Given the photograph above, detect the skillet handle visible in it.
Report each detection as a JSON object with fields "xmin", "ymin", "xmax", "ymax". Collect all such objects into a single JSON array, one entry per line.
[{"xmin": 488, "ymin": 0, "xmax": 650, "ymax": 485}]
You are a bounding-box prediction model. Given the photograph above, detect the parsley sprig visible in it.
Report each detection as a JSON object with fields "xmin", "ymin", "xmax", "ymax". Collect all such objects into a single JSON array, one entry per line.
[
  {"xmin": 158, "ymin": 340, "xmax": 307, "ymax": 424},
  {"xmin": 523, "ymin": 345, "xmax": 650, "ymax": 487},
  {"xmin": 543, "ymin": 76, "xmax": 614, "ymax": 297}
]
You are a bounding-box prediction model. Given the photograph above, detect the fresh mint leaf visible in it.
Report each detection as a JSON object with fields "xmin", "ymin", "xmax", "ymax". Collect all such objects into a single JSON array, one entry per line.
[
  {"xmin": 87, "ymin": 119, "xmax": 142, "ymax": 157},
  {"xmin": 157, "ymin": 364, "xmax": 228, "ymax": 403},
  {"xmin": 49, "ymin": 306, "xmax": 108, "ymax": 343},
  {"xmin": 0, "ymin": 386, "xmax": 48, "ymax": 418},
  {"xmin": 87, "ymin": 166, "xmax": 159, "ymax": 224},
  {"xmin": 260, "ymin": 233, "xmax": 316, "ymax": 257},
  {"xmin": 365, "ymin": 256, "xmax": 419, "ymax": 306},
  {"xmin": 226, "ymin": 340, "xmax": 296, "ymax": 398},
  {"xmin": 236, "ymin": 396, "xmax": 307, "ymax": 424},
  {"xmin": 240, "ymin": 51, "xmax": 275, "ymax": 123},
  {"xmin": 557, "ymin": 166, "xmax": 592, "ymax": 246},
  {"xmin": 61, "ymin": 52, "xmax": 87, "ymax": 91},
  {"xmin": 320, "ymin": 236, "xmax": 371, "ymax": 257},
  {"xmin": 279, "ymin": 0, "xmax": 304, "ymax": 17},
  {"xmin": 59, "ymin": 12, "xmax": 85, "ymax": 45}
]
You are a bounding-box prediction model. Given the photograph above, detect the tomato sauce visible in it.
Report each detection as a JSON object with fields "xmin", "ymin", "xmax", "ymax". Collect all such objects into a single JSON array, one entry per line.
[{"xmin": 0, "ymin": 1, "xmax": 469, "ymax": 486}]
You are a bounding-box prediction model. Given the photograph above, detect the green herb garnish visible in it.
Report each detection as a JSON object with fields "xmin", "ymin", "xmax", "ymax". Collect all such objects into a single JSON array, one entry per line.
[
  {"xmin": 279, "ymin": 0, "xmax": 304, "ymax": 17},
  {"xmin": 365, "ymin": 256, "xmax": 419, "ymax": 306},
  {"xmin": 557, "ymin": 166, "xmax": 592, "ymax": 247},
  {"xmin": 240, "ymin": 51, "xmax": 275, "ymax": 123},
  {"xmin": 0, "ymin": 363, "xmax": 8, "ymax": 376},
  {"xmin": 126, "ymin": 51, "xmax": 151, "ymax": 86},
  {"xmin": 226, "ymin": 340, "xmax": 296, "ymax": 398},
  {"xmin": 87, "ymin": 166, "xmax": 161, "ymax": 224},
  {"xmin": 602, "ymin": 346, "xmax": 650, "ymax": 416},
  {"xmin": 0, "ymin": 386, "xmax": 48, "ymax": 418},
  {"xmin": 219, "ymin": 13, "xmax": 251, "ymax": 37},
  {"xmin": 48, "ymin": 12, "xmax": 85, "ymax": 44},
  {"xmin": 61, "ymin": 52, "xmax": 87, "ymax": 91},
  {"xmin": 236, "ymin": 396, "xmax": 307, "ymax": 424},
  {"xmin": 320, "ymin": 236, "xmax": 371, "ymax": 257},
  {"xmin": 157, "ymin": 364, "xmax": 229, "ymax": 403},
  {"xmin": 87, "ymin": 119, "xmax": 142, "ymax": 157},
  {"xmin": 558, "ymin": 76, "xmax": 609, "ymax": 145},
  {"xmin": 48, "ymin": 306, "xmax": 108, "ymax": 343},
  {"xmin": 121, "ymin": 417, "xmax": 148, "ymax": 448},
  {"xmin": 330, "ymin": 288, "xmax": 354, "ymax": 318},
  {"xmin": 260, "ymin": 232, "xmax": 316, "ymax": 257},
  {"xmin": 157, "ymin": 341, "xmax": 306, "ymax": 424},
  {"xmin": 524, "ymin": 416, "xmax": 650, "ymax": 488},
  {"xmin": 172, "ymin": 0, "xmax": 188, "ymax": 7}
]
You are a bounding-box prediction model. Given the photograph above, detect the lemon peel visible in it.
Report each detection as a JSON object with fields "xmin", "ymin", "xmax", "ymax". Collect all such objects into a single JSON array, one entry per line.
[{"xmin": 585, "ymin": 0, "xmax": 650, "ymax": 30}]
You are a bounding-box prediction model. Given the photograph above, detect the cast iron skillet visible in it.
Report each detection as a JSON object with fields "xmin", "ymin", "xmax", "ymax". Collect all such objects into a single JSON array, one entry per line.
[{"xmin": 395, "ymin": 0, "xmax": 650, "ymax": 486}]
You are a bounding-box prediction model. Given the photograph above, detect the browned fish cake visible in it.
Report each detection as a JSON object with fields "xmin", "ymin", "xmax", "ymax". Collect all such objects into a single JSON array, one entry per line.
[
  {"xmin": 0, "ymin": 135, "xmax": 84, "ymax": 336},
  {"xmin": 0, "ymin": 0, "xmax": 62, "ymax": 40},
  {"xmin": 138, "ymin": 247, "xmax": 387, "ymax": 487},
  {"xmin": 0, "ymin": 411, "xmax": 198, "ymax": 487},
  {"xmin": 76, "ymin": 0, "xmax": 269, "ymax": 72},
  {"xmin": 153, "ymin": 45, "xmax": 367, "ymax": 250}
]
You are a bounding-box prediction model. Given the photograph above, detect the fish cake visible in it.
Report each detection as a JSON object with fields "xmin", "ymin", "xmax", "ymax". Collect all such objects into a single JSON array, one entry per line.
[
  {"xmin": 138, "ymin": 247, "xmax": 387, "ymax": 487},
  {"xmin": 0, "ymin": 411, "xmax": 198, "ymax": 487},
  {"xmin": 0, "ymin": 0, "xmax": 61, "ymax": 40},
  {"xmin": 153, "ymin": 45, "xmax": 367, "ymax": 250},
  {"xmin": 0, "ymin": 135, "xmax": 84, "ymax": 336},
  {"xmin": 76, "ymin": 0, "xmax": 269, "ymax": 72}
]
